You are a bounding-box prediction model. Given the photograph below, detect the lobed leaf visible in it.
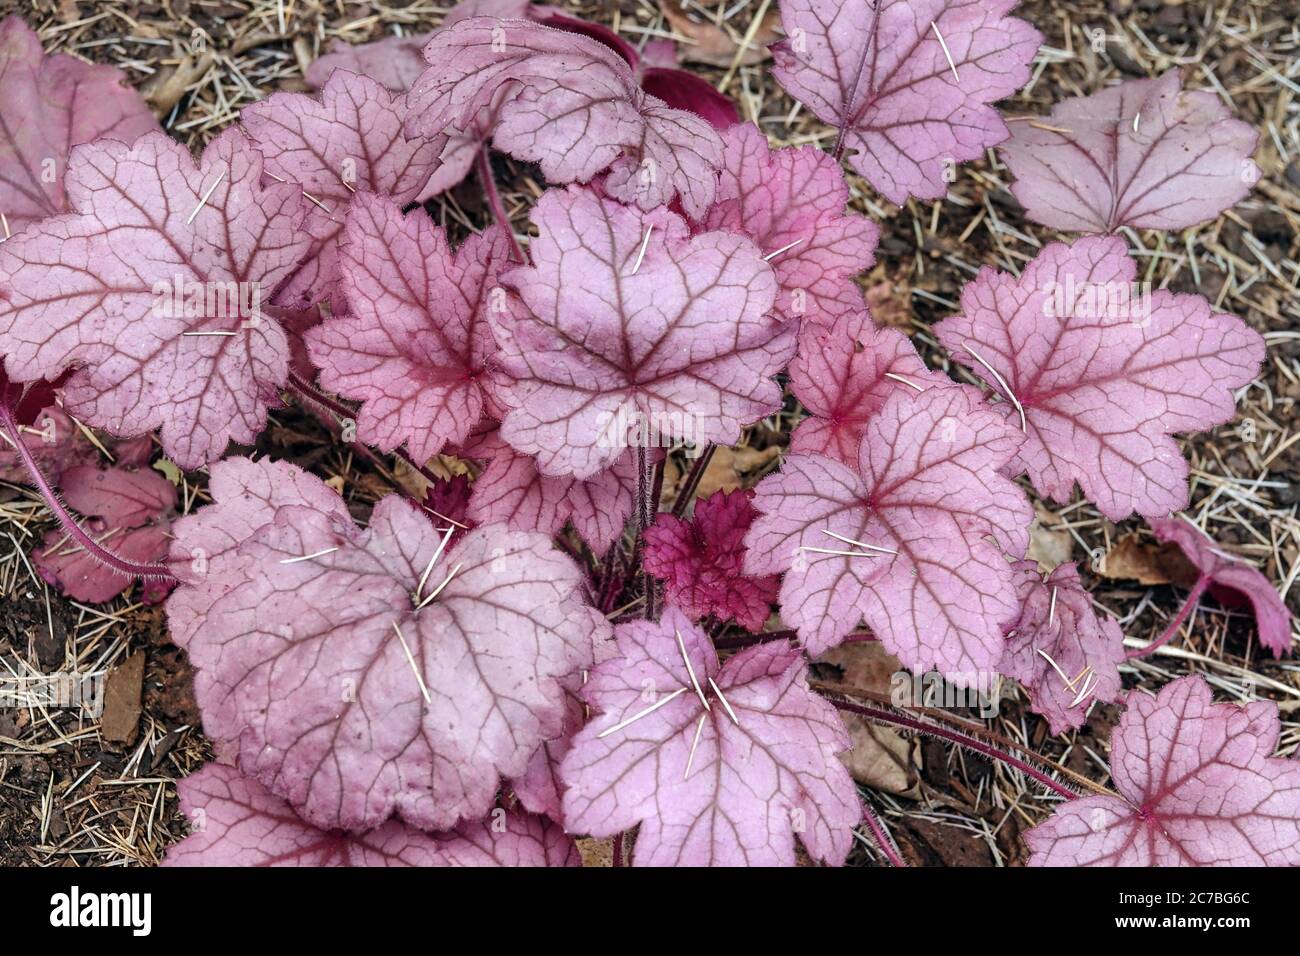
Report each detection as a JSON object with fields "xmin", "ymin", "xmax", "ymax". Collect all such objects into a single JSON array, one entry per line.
[
  {"xmin": 1000, "ymin": 71, "xmax": 1260, "ymax": 234},
  {"xmin": 0, "ymin": 16, "xmax": 159, "ymax": 236},
  {"xmin": 745, "ymin": 386, "xmax": 1032, "ymax": 677},
  {"xmin": 0, "ymin": 130, "xmax": 312, "ymax": 469},
  {"xmin": 560, "ymin": 606, "xmax": 861, "ymax": 866},
  {"xmin": 241, "ymin": 71, "xmax": 444, "ymax": 307},
  {"xmin": 491, "ymin": 185, "xmax": 792, "ymax": 480},
  {"xmin": 1026, "ymin": 676, "xmax": 1300, "ymax": 866},
  {"xmin": 999, "ymin": 561, "xmax": 1125, "ymax": 735},
  {"xmin": 166, "ymin": 456, "xmax": 608, "ymax": 832},
  {"xmin": 770, "ymin": 0, "xmax": 1041, "ymax": 205},
  {"xmin": 406, "ymin": 18, "xmax": 723, "ymax": 217},
  {"xmin": 934, "ymin": 235, "xmax": 1264, "ymax": 521},
  {"xmin": 304, "ymin": 193, "xmax": 514, "ymax": 463}
]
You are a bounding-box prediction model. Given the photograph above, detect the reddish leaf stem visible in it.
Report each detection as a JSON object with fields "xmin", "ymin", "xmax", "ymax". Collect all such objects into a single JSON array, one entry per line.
[
  {"xmin": 859, "ymin": 797, "xmax": 905, "ymax": 867},
  {"xmin": 828, "ymin": 697, "xmax": 1078, "ymax": 801},
  {"xmin": 1125, "ymin": 576, "xmax": 1210, "ymax": 659},
  {"xmin": 476, "ymin": 146, "xmax": 525, "ymax": 263},
  {"xmin": 670, "ymin": 443, "xmax": 716, "ymax": 518},
  {"xmin": 0, "ymin": 405, "xmax": 176, "ymax": 585}
]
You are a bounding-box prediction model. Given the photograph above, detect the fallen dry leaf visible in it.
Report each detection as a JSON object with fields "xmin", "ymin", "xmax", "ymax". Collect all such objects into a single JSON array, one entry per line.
[
  {"xmin": 1027, "ymin": 504, "xmax": 1074, "ymax": 570},
  {"xmin": 1101, "ymin": 534, "xmax": 1199, "ymax": 587},
  {"xmin": 101, "ymin": 651, "xmax": 145, "ymax": 745},
  {"xmin": 659, "ymin": 2, "xmax": 781, "ymax": 67}
]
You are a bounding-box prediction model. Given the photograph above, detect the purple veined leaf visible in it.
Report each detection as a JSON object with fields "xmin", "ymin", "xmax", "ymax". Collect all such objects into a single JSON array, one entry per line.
[
  {"xmin": 934, "ymin": 235, "xmax": 1265, "ymax": 522},
  {"xmin": 165, "ymin": 456, "xmax": 608, "ymax": 832},
  {"xmin": 35, "ymin": 462, "xmax": 177, "ymax": 603},
  {"xmin": 560, "ymin": 606, "xmax": 861, "ymax": 866},
  {"xmin": 491, "ymin": 185, "xmax": 791, "ymax": 480},
  {"xmin": 1000, "ymin": 561, "xmax": 1125, "ymax": 735},
  {"xmin": 164, "ymin": 763, "xmax": 579, "ymax": 867},
  {"xmin": 745, "ymin": 385, "xmax": 1032, "ymax": 677},
  {"xmin": 0, "ymin": 15, "xmax": 159, "ymax": 238},
  {"xmin": 0, "ymin": 129, "xmax": 312, "ymax": 470},
  {"xmin": 241, "ymin": 71, "xmax": 445, "ymax": 309},
  {"xmin": 463, "ymin": 428, "xmax": 639, "ymax": 556},
  {"xmin": 697, "ymin": 123, "xmax": 878, "ymax": 325},
  {"xmin": 770, "ymin": 0, "xmax": 1042, "ymax": 205},
  {"xmin": 642, "ymin": 489, "xmax": 779, "ymax": 633},
  {"xmin": 303, "ymin": 192, "xmax": 514, "ymax": 463},
  {"xmin": 788, "ymin": 309, "xmax": 950, "ymax": 465},
  {"xmin": 1000, "ymin": 71, "xmax": 1261, "ymax": 234},
  {"xmin": 1147, "ymin": 516, "xmax": 1292, "ymax": 658},
  {"xmin": 406, "ymin": 18, "xmax": 724, "ymax": 218},
  {"xmin": 1026, "ymin": 676, "xmax": 1300, "ymax": 866}
]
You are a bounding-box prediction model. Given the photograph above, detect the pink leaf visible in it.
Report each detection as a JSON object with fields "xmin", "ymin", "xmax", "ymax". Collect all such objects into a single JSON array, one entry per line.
[
  {"xmin": 1026, "ymin": 676, "xmax": 1300, "ymax": 866},
  {"xmin": 0, "ymin": 403, "xmax": 97, "ymax": 486},
  {"xmin": 512, "ymin": 633, "xmax": 617, "ymax": 823},
  {"xmin": 241, "ymin": 72, "xmax": 444, "ymax": 308},
  {"xmin": 745, "ymin": 386, "xmax": 1031, "ymax": 676},
  {"xmin": 464, "ymin": 429, "xmax": 638, "ymax": 555},
  {"xmin": 406, "ymin": 18, "xmax": 723, "ymax": 217},
  {"xmin": 492, "ymin": 185, "xmax": 791, "ymax": 479},
  {"xmin": 560, "ymin": 606, "xmax": 860, "ymax": 866},
  {"xmin": 770, "ymin": 0, "xmax": 1041, "ymax": 205},
  {"xmin": 0, "ymin": 15, "xmax": 159, "ymax": 236},
  {"xmin": 305, "ymin": 33, "xmax": 431, "ymax": 94},
  {"xmin": 0, "ymin": 130, "xmax": 312, "ymax": 470},
  {"xmin": 1000, "ymin": 562, "xmax": 1125, "ymax": 735},
  {"xmin": 934, "ymin": 235, "xmax": 1264, "ymax": 521},
  {"xmin": 164, "ymin": 763, "xmax": 578, "ymax": 866},
  {"xmin": 1001, "ymin": 71, "xmax": 1261, "ymax": 234},
  {"xmin": 788, "ymin": 310, "xmax": 950, "ymax": 464},
  {"xmin": 304, "ymin": 193, "xmax": 513, "ymax": 462},
  {"xmin": 166, "ymin": 456, "xmax": 608, "ymax": 832},
  {"xmin": 1147, "ymin": 516, "xmax": 1292, "ymax": 658},
  {"xmin": 696, "ymin": 123, "xmax": 877, "ymax": 324},
  {"xmin": 35, "ymin": 462, "xmax": 176, "ymax": 603},
  {"xmin": 642, "ymin": 489, "xmax": 778, "ymax": 632},
  {"xmin": 431, "ymin": 806, "xmax": 582, "ymax": 866}
]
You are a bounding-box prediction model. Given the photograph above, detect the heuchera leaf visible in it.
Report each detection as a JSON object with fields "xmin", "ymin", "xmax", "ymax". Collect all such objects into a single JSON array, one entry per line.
[
  {"xmin": 642, "ymin": 489, "xmax": 778, "ymax": 632},
  {"xmin": 0, "ymin": 15, "xmax": 159, "ymax": 236},
  {"xmin": 560, "ymin": 606, "xmax": 861, "ymax": 866},
  {"xmin": 770, "ymin": 0, "xmax": 1041, "ymax": 205},
  {"xmin": 464, "ymin": 429, "xmax": 638, "ymax": 556},
  {"xmin": 35, "ymin": 462, "xmax": 176, "ymax": 603},
  {"xmin": 304, "ymin": 193, "xmax": 513, "ymax": 463},
  {"xmin": 1026, "ymin": 676, "xmax": 1300, "ymax": 866},
  {"xmin": 0, "ymin": 403, "xmax": 97, "ymax": 486},
  {"xmin": 0, "ymin": 129, "xmax": 312, "ymax": 470},
  {"xmin": 935, "ymin": 235, "xmax": 1264, "ymax": 521},
  {"xmin": 1147, "ymin": 517, "xmax": 1292, "ymax": 658},
  {"xmin": 1000, "ymin": 561, "xmax": 1125, "ymax": 735},
  {"xmin": 1001, "ymin": 71, "xmax": 1261, "ymax": 234},
  {"xmin": 492, "ymin": 185, "xmax": 791, "ymax": 480},
  {"xmin": 697, "ymin": 123, "xmax": 878, "ymax": 324},
  {"xmin": 164, "ymin": 763, "xmax": 578, "ymax": 867},
  {"xmin": 745, "ymin": 386, "xmax": 1032, "ymax": 677},
  {"xmin": 241, "ymin": 71, "xmax": 444, "ymax": 308},
  {"xmin": 788, "ymin": 309, "xmax": 950, "ymax": 464},
  {"xmin": 166, "ymin": 456, "xmax": 609, "ymax": 832},
  {"xmin": 406, "ymin": 18, "xmax": 724, "ymax": 218},
  {"xmin": 304, "ymin": 32, "xmax": 430, "ymax": 95}
]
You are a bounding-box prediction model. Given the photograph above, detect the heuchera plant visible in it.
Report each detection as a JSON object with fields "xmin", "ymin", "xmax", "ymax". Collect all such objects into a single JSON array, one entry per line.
[{"xmin": 0, "ymin": 3, "xmax": 1293, "ymax": 868}]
